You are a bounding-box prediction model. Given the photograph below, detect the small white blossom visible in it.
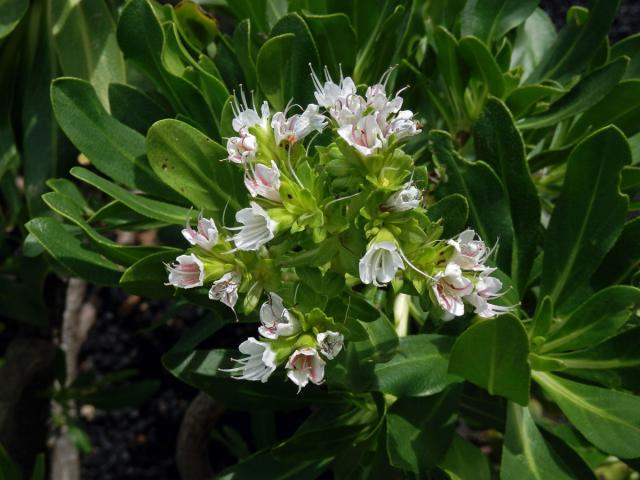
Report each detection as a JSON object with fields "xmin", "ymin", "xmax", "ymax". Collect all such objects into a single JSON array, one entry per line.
[
  {"xmin": 245, "ymin": 161, "xmax": 281, "ymax": 202},
  {"xmin": 222, "ymin": 337, "xmax": 277, "ymax": 383},
  {"xmin": 258, "ymin": 293, "xmax": 300, "ymax": 339},
  {"xmin": 232, "ymin": 202, "xmax": 278, "ymax": 251},
  {"xmin": 271, "ymin": 104, "xmax": 326, "ymax": 145},
  {"xmin": 226, "ymin": 133, "xmax": 257, "ymax": 164},
  {"xmin": 432, "ymin": 263, "xmax": 474, "ymax": 317},
  {"xmin": 387, "ymin": 110, "xmax": 421, "ymax": 140},
  {"xmin": 208, "ymin": 272, "xmax": 241, "ymax": 309},
  {"xmin": 286, "ymin": 347, "xmax": 326, "ymax": 391},
  {"xmin": 359, "ymin": 241, "xmax": 405, "ymax": 287},
  {"xmin": 317, "ymin": 331, "xmax": 344, "ymax": 360},
  {"xmin": 165, "ymin": 254, "xmax": 205, "ymax": 289},
  {"xmin": 337, "ymin": 114, "xmax": 384, "ymax": 156},
  {"xmin": 311, "ymin": 66, "xmax": 357, "ymax": 110},
  {"xmin": 182, "ymin": 215, "xmax": 218, "ymax": 251},
  {"xmin": 448, "ymin": 229, "xmax": 490, "ymax": 271},
  {"xmin": 464, "ymin": 269, "xmax": 515, "ymax": 318},
  {"xmin": 382, "ymin": 183, "xmax": 421, "ymax": 212},
  {"xmin": 231, "ymin": 89, "xmax": 270, "ymax": 134}
]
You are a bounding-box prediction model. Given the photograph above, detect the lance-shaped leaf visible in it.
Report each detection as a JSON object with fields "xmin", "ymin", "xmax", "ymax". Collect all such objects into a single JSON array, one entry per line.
[
  {"xmin": 501, "ymin": 402, "xmax": 574, "ymax": 480},
  {"xmin": 51, "ymin": 78, "xmax": 173, "ymax": 199},
  {"xmin": 533, "ymin": 372, "xmax": 640, "ymax": 458},
  {"xmin": 593, "ymin": 217, "xmax": 640, "ymax": 288},
  {"xmin": 461, "ymin": 0, "xmax": 539, "ymax": 44},
  {"xmin": 540, "ymin": 126, "xmax": 630, "ymax": 313},
  {"xmin": 541, "ymin": 286, "xmax": 640, "ymax": 353},
  {"xmin": 509, "ymin": 8, "xmax": 556, "ymax": 79},
  {"xmin": 51, "ymin": 0, "xmax": 125, "ymax": 108},
  {"xmin": 449, "ymin": 314, "xmax": 530, "ymax": 405},
  {"xmin": 430, "ymin": 130, "xmax": 514, "ymax": 273},
  {"xmin": 526, "ymin": 0, "xmax": 620, "ymax": 83},
  {"xmin": 0, "ymin": 0, "xmax": 28, "ymax": 39},
  {"xmin": 146, "ymin": 119, "xmax": 243, "ymax": 217},
  {"xmin": 519, "ymin": 57, "xmax": 628, "ymax": 130},
  {"xmin": 25, "ymin": 217, "xmax": 122, "ymax": 286},
  {"xmin": 475, "ymin": 98, "xmax": 540, "ymax": 294}
]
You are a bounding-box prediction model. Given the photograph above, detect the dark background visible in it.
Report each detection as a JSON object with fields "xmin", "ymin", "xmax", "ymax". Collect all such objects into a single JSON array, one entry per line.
[{"xmin": 77, "ymin": 2, "xmax": 640, "ymax": 479}]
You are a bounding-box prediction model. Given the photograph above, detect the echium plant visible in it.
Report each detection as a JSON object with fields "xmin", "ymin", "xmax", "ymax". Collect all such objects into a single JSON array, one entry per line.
[{"xmin": 165, "ymin": 68, "xmax": 513, "ymax": 390}]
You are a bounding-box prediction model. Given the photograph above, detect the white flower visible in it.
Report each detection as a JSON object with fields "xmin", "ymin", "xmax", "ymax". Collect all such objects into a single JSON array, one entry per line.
[
  {"xmin": 432, "ymin": 263, "xmax": 474, "ymax": 317},
  {"xmin": 182, "ymin": 215, "xmax": 218, "ymax": 250},
  {"xmin": 387, "ymin": 110, "xmax": 421, "ymax": 140},
  {"xmin": 311, "ymin": 66, "xmax": 357, "ymax": 110},
  {"xmin": 245, "ymin": 161, "xmax": 281, "ymax": 202},
  {"xmin": 258, "ymin": 293, "xmax": 300, "ymax": 339},
  {"xmin": 382, "ymin": 183, "xmax": 421, "ymax": 212},
  {"xmin": 359, "ymin": 241, "xmax": 405, "ymax": 287},
  {"xmin": 165, "ymin": 254, "xmax": 205, "ymax": 289},
  {"xmin": 317, "ymin": 331, "xmax": 344, "ymax": 360},
  {"xmin": 285, "ymin": 347, "xmax": 326, "ymax": 391},
  {"xmin": 208, "ymin": 272, "xmax": 241, "ymax": 309},
  {"xmin": 231, "ymin": 202, "xmax": 278, "ymax": 251},
  {"xmin": 337, "ymin": 114, "xmax": 384, "ymax": 156},
  {"xmin": 226, "ymin": 133, "xmax": 257, "ymax": 164},
  {"xmin": 271, "ymin": 104, "xmax": 327, "ymax": 145},
  {"xmin": 222, "ymin": 337, "xmax": 277, "ymax": 383},
  {"xmin": 231, "ymin": 89, "xmax": 270, "ymax": 134},
  {"xmin": 366, "ymin": 84, "xmax": 402, "ymax": 117},
  {"xmin": 447, "ymin": 229, "xmax": 490, "ymax": 271},
  {"xmin": 464, "ymin": 269, "xmax": 515, "ymax": 318}
]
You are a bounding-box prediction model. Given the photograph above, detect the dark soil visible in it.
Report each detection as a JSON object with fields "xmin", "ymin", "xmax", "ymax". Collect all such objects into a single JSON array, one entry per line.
[{"xmin": 77, "ymin": 3, "xmax": 640, "ymax": 479}]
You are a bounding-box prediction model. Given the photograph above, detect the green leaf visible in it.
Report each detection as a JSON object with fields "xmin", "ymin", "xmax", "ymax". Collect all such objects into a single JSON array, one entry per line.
[
  {"xmin": 509, "ymin": 8, "xmax": 557, "ymax": 80},
  {"xmin": 119, "ymin": 249, "xmax": 181, "ymax": 299},
  {"xmin": 256, "ymin": 14, "xmax": 319, "ymax": 110},
  {"xmin": 440, "ymin": 434, "xmax": 490, "ymax": 480},
  {"xmin": 146, "ymin": 118, "xmax": 243, "ymax": 216},
  {"xmin": 506, "ymin": 84, "xmax": 566, "ymax": 119},
  {"xmin": 21, "ymin": 4, "xmax": 58, "ymax": 216},
  {"xmin": 51, "ymin": 0, "xmax": 125, "ymax": 108},
  {"xmin": 526, "ymin": 0, "xmax": 620, "ymax": 83},
  {"xmin": 461, "ymin": 0, "xmax": 540, "ymax": 44},
  {"xmin": 610, "ymin": 32, "xmax": 640, "ymax": 80},
  {"xmin": 533, "ymin": 371, "xmax": 640, "ymax": 458},
  {"xmin": 386, "ymin": 386, "xmax": 461, "ymax": 474},
  {"xmin": 25, "ymin": 217, "xmax": 122, "ymax": 285},
  {"xmin": 565, "ymin": 80, "xmax": 640, "ymax": 144},
  {"xmin": 117, "ymin": 0, "xmax": 217, "ymax": 136},
  {"xmin": 529, "ymin": 296, "xmax": 552, "ymax": 341},
  {"xmin": 108, "ymin": 83, "xmax": 169, "ymax": 135},
  {"xmin": 303, "ymin": 13, "xmax": 356, "ymax": 78},
  {"xmin": 51, "ymin": 77, "xmax": 171, "ymax": 198},
  {"xmin": 0, "ymin": 0, "xmax": 28, "ymax": 39},
  {"xmin": 426, "ymin": 193, "xmax": 469, "ymax": 238},
  {"xmin": 31, "ymin": 453, "xmax": 45, "ymax": 480},
  {"xmin": 458, "ymin": 36, "xmax": 506, "ymax": 98},
  {"xmin": 70, "ymin": 166, "xmax": 190, "ymax": 225},
  {"xmin": 540, "ymin": 126, "xmax": 630, "ymax": 313},
  {"xmin": 46, "ymin": 178, "xmax": 89, "ymax": 211},
  {"xmin": 433, "ymin": 27, "xmax": 464, "ymax": 117},
  {"xmin": 475, "ymin": 98, "xmax": 540, "ymax": 294},
  {"xmin": 593, "ymin": 217, "xmax": 640, "ymax": 287},
  {"xmin": 551, "ymin": 327, "xmax": 640, "ymax": 373},
  {"xmin": 540, "ymin": 286, "xmax": 640, "ymax": 353},
  {"xmin": 173, "ymin": 1, "xmax": 218, "ymax": 52},
  {"xmin": 430, "ymin": 130, "xmax": 514, "ymax": 273},
  {"xmin": 501, "ymin": 402, "xmax": 574, "ymax": 480},
  {"xmin": 232, "ymin": 19, "xmax": 258, "ymax": 91},
  {"xmin": 449, "ymin": 314, "xmax": 530, "ymax": 405},
  {"xmin": 217, "ymin": 450, "xmax": 331, "ymax": 480},
  {"xmin": 372, "ymin": 334, "xmax": 461, "ymax": 397},
  {"xmin": 0, "ymin": 443, "xmax": 20, "ymax": 480},
  {"xmin": 43, "ymin": 191, "xmax": 170, "ymax": 266},
  {"xmin": 519, "ymin": 57, "xmax": 628, "ymax": 130}
]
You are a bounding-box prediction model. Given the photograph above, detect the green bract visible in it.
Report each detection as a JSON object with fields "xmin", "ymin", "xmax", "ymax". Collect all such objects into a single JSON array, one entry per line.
[{"xmin": 2, "ymin": 0, "xmax": 639, "ymax": 477}]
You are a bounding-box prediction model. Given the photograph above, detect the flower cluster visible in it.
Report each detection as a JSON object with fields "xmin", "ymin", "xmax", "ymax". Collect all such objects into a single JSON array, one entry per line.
[
  {"xmin": 165, "ymin": 66, "xmax": 514, "ymax": 391},
  {"xmin": 432, "ymin": 230, "xmax": 514, "ymax": 319},
  {"xmin": 221, "ymin": 293, "xmax": 344, "ymax": 391}
]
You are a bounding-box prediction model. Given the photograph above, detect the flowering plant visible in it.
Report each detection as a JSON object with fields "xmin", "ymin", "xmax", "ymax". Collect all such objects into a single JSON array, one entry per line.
[{"xmin": 11, "ymin": 0, "xmax": 640, "ymax": 477}]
